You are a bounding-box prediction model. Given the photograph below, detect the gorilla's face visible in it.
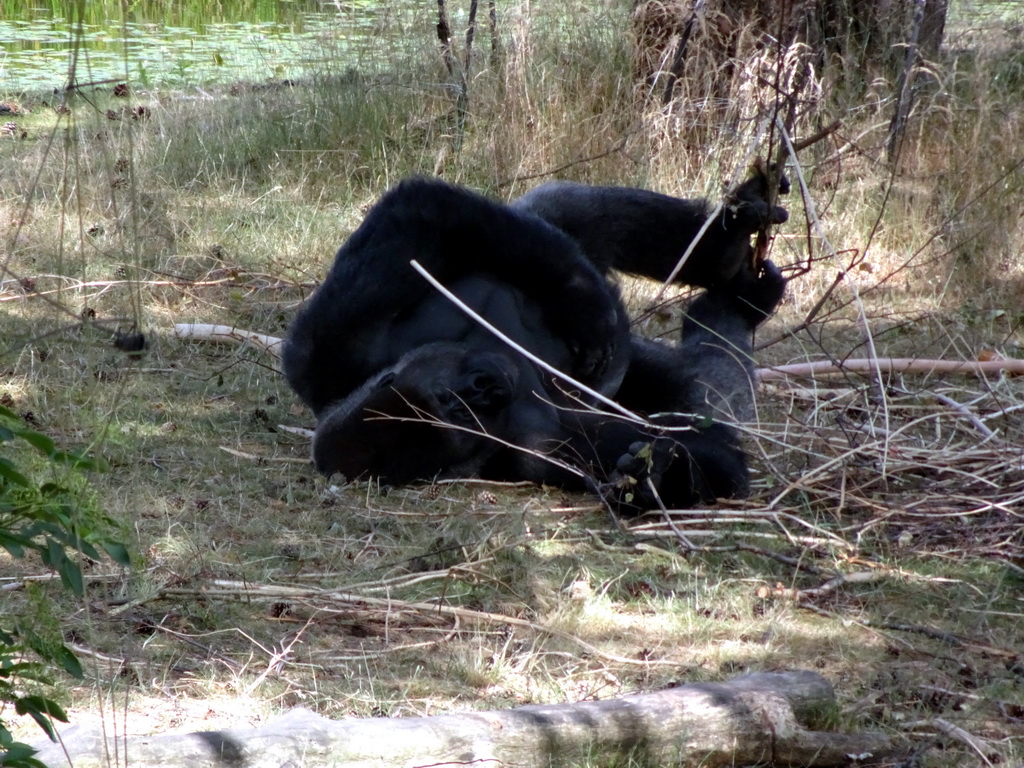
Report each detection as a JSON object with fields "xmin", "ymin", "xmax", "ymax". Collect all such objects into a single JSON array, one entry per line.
[{"xmin": 312, "ymin": 343, "xmax": 520, "ymax": 484}]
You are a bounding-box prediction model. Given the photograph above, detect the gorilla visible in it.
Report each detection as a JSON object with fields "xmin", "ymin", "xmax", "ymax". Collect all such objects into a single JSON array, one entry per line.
[
  {"xmin": 282, "ymin": 176, "xmax": 785, "ymax": 514},
  {"xmin": 512, "ymin": 163, "xmax": 789, "ymax": 287}
]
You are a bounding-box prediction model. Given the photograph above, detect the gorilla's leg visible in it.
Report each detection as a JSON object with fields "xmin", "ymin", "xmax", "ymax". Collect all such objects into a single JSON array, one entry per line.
[
  {"xmin": 512, "ymin": 168, "xmax": 788, "ymax": 287},
  {"xmin": 600, "ymin": 260, "xmax": 786, "ymax": 513},
  {"xmin": 675, "ymin": 258, "xmax": 786, "ymax": 422}
]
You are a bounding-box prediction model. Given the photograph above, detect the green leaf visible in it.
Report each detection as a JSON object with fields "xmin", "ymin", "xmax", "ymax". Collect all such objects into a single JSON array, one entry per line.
[
  {"xmin": 51, "ymin": 646, "xmax": 83, "ymax": 680},
  {"xmin": 58, "ymin": 560, "xmax": 84, "ymax": 598},
  {"xmin": 15, "ymin": 696, "xmax": 68, "ymax": 742},
  {"xmin": 14, "ymin": 431, "xmax": 55, "ymax": 456},
  {"xmin": 43, "ymin": 539, "xmax": 65, "ymax": 570},
  {"xmin": 15, "ymin": 697, "xmax": 68, "ymax": 724},
  {"xmin": 0, "ymin": 459, "xmax": 31, "ymax": 488},
  {"xmin": 0, "ymin": 742, "xmax": 47, "ymax": 768},
  {"xmin": 0, "ymin": 664, "xmax": 53, "ymax": 685},
  {"xmin": 0, "ymin": 532, "xmax": 29, "ymax": 559},
  {"xmin": 49, "ymin": 451, "xmax": 105, "ymax": 471},
  {"xmin": 101, "ymin": 541, "xmax": 131, "ymax": 566}
]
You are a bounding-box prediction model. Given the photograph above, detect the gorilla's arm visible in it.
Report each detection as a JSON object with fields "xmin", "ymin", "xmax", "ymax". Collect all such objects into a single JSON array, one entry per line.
[
  {"xmin": 512, "ymin": 169, "xmax": 788, "ymax": 287},
  {"xmin": 283, "ymin": 177, "xmax": 627, "ymax": 416}
]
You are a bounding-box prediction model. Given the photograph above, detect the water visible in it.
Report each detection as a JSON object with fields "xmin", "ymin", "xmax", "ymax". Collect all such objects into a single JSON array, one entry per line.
[
  {"xmin": 1, "ymin": 0, "xmax": 1014, "ymax": 96},
  {"xmin": 0, "ymin": 0, "xmax": 384, "ymax": 94}
]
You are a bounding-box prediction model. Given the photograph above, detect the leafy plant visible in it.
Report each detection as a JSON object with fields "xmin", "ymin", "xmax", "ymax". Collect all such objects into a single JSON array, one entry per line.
[{"xmin": 0, "ymin": 405, "xmax": 130, "ymax": 768}]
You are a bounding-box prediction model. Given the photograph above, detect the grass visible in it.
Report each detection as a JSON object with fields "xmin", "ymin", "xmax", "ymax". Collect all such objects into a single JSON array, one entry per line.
[{"xmin": 1, "ymin": 2, "xmax": 1023, "ymax": 766}]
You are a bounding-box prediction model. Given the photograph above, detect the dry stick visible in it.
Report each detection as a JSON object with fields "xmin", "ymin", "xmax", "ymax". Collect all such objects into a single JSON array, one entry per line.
[
  {"xmin": 776, "ymin": 117, "xmax": 821, "ymax": 265},
  {"xmin": 762, "ymin": 26, "xmax": 813, "ymax": 263},
  {"xmin": 848, "ymin": 279, "xmax": 892, "ymax": 475},
  {"xmin": 930, "ymin": 392, "xmax": 996, "ymax": 438},
  {"xmin": 773, "ymin": 116, "xmax": 891, "ymax": 458},
  {"xmin": 756, "ymin": 357, "xmax": 1024, "ymax": 381},
  {"xmin": 409, "ymin": 260, "xmax": 642, "ymax": 423},
  {"xmin": 790, "ymin": 119, "xmax": 843, "ymax": 154},
  {"xmin": 0, "ymin": 275, "xmax": 270, "ymax": 302},
  {"xmin": 174, "ymin": 580, "xmax": 677, "ymax": 667},
  {"xmin": 756, "ymin": 269, "xmax": 844, "ymax": 350},
  {"xmin": 173, "ymin": 319, "xmax": 1024, "ymax": 391},
  {"xmin": 435, "ymin": 0, "xmax": 455, "ymax": 77},
  {"xmin": 787, "ymin": 570, "xmax": 887, "ymax": 600},
  {"xmin": 365, "ymin": 399, "xmax": 590, "ymax": 480},
  {"xmin": 498, "ymin": 133, "xmax": 633, "ymax": 187},
  {"xmin": 903, "ymin": 718, "xmax": 997, "ymax": 765},
  {"xmin": 173, "ymin": 323, "xmax": 284, "ymax": 358},
  {"xmin": 886, "ymin": 0, "xmax": 926, "ymax": 164},
  {"xmin": 660, "ymin": 0, "xmax": 706, "ymax": 105}
]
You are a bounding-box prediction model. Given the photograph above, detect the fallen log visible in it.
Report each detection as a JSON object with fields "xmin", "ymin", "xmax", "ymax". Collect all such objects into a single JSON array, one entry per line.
[{"xmin": 34, "ymin": 670, "xmax": 905, "ymax": 768}]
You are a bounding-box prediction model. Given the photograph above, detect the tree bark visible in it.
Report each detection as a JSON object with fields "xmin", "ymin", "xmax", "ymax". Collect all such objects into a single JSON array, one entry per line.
[{"xmin": 35, "ymin": 671, "xmax": 905, "ymax": 768}]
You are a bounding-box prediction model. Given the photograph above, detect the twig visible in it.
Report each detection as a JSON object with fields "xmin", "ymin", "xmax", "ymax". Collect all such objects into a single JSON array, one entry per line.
[
  {"xmin": 219, "ymin": 446, "xmax": 309, "ymax": 463},
  {"xmin": 902, "ymin": 718, "xmax": 997, "ymax": 765},
  {"xmin": 409, "ymin": 260, "xmax": 642, "ymax": 422},
  {"xmin": 660, "ymin": 0, "xmax": 706, "ymax": 105},
  {"xmin": 652, "ymin": 118, "xmax": 770, "ymax": 304},
  {"xmin": 164, "ymin": 580, "xmax": 681, "ymax": 667},
  {"xmin": 435, "ymin": 0, "xmax": 456, "ymax": 77},
  {"xmin": 498, "ymin": 135, "xmax": 632, "ymax": 188},
  {"xmin": 782, "ymin": 570, "xmax": 887, "ymax": 600},
  {"xmin": 931, "ymin": 392, "xmax": 996, "ymax": 438},
  {"xmin": 886, "ymin": 0, "xmax": 926, "ymax": 164},
  {"xmin": 757, "ymin": 269, "xmax": 844, "ymax": 350},
  {"xmin": 791, "ymin": 120, "xmax": 843, "ymax": 153},
  {"xmin": 756, "ymin": 357, "xmax": 1024, "ymax": 380},
  {"xmin": 173, "ymin": 323, "xmax": 284, "ymax": 357}
]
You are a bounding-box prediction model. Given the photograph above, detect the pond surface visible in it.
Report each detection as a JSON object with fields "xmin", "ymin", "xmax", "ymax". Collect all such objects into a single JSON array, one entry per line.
[
  {"xmin": 0, "ymin": 0, "xmax": 396, "ymax": 94},
  {"xmin": 1, "ymin": 0, "xmax": 1015, "ymax": 96}
]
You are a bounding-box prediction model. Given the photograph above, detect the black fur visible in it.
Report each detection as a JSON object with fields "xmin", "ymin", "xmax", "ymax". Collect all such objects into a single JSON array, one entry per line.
[
  {"xmin": 282, "ymin": 177, "xmax": 785, "ymax": 514},
  {"xmin": 512, "ymin": 165, "xmax": 789, "ymax": 287}
]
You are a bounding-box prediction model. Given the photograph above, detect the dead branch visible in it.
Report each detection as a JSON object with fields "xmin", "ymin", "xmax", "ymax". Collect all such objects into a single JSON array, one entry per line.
[
  {"xmin": 757, "ymin": 357, "xmax": 1024, "ymax": 380},
  {"xmin": 791, "ymin": 119, "xmax": 843, "ymax": 153},
  {"xmin": 661, "ymin": 0, "xmax": 707, "ymax": 105},
  {"xmin": 173, "ymin": 323, "xmax": 283, "ymax": 357}
]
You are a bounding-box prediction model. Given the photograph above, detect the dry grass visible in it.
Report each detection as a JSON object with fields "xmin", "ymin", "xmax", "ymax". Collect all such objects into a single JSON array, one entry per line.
[{"xmin": 1, "ymin": 2, "xmax": 1023, "ymax": 766}]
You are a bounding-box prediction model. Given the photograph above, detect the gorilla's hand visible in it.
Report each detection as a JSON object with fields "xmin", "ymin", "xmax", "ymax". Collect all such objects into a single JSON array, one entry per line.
[
  {"xmin": 607, "ymin": 438, "xmax": 678, "ymax": 513},
  {"xmin": 726, "ymin": 258, "xmax": 787, "ymax": 326},
  {"xmin": 725, "ymin": 164, "xmax": 790, "ymax": 233},
  {"xmin": 545, "ymin": 270, "xmax": 626, "ymax": 383}
]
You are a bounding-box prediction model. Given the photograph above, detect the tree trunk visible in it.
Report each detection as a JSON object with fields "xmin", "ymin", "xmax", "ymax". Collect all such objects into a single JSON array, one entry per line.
[{"xmin": 34, "ymin": 671, "xmax": 906, "ymax": 768}]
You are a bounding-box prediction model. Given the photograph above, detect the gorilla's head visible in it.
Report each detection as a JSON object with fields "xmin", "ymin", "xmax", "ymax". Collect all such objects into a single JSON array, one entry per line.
[{"xmin": 312, "ymin": 343, "xmax": 520, "ymax": 484}]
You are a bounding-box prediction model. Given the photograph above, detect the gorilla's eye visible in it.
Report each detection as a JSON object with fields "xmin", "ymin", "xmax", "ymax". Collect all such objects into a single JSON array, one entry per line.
[{"xmin": 377, "ymin": 373, "xmax": 396, "ymax": 389}]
